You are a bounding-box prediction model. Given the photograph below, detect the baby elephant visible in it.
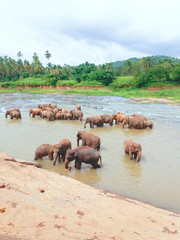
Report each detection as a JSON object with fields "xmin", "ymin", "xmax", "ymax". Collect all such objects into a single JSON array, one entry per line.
[
  {"xmin": 77, "ymin": 131, "xmax": 101, "ymax": 150},
  {"xmin": 65, "ymin": 146, "xmax": 102, "ymax": 170},
  {"xmin": 5, "ymin": 108, "xmax": 21, "ymax": 119},
  {"xmin": 123, "ymin": 139, "xmax": 142, "ymax": 162},
  {"xmin": 34, "ymin": 144, "xmax": 60, "ymax": 161}
]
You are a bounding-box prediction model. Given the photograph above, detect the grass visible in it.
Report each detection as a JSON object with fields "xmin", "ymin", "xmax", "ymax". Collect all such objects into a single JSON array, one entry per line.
[{"xmin": 0, "ymin": 86, "xmax": 180, "ymax": 101}]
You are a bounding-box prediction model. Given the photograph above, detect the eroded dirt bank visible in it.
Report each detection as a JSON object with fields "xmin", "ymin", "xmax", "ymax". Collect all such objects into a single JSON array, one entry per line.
[{"xmin": 0, "ymin": 151, "xmax": 179, "ymax": 240}]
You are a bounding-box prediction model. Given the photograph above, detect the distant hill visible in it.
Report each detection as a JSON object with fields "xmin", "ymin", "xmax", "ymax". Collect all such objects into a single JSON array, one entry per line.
[{"xmin": 110, "ymin": 55, "xmax": 180, "ymax": 69}]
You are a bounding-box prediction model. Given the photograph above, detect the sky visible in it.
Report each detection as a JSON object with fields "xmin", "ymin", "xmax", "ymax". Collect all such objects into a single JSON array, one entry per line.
[{"xmin": 0, "ymin": 0, "xmax": 180, "ymax": 66}]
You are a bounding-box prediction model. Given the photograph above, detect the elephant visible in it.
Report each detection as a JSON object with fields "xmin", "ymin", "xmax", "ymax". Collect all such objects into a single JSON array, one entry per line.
[
  {"xmin": 61, "ymin": 112, "xmax": 73, "ymax": 120},
  {"xmin": 131, "ymin": 114, "xmax": 147, "ymax": 121},
  {"xmin": 5, "ymin": 109, "xmax": 21, "ymax": 119},
  {"xmin": 76, "ymin": 104, "xmax": 81, "ymax": 110},
  {"xmin": 144, "ymin": 120, "xmax": 153, "ymax": 128},
  {"xmin": 5, "ymin": 108, "xmax": 21, "ymax": 118},
  {"xmin": 84, "ymin": 116, "xmax": 103, "ymax": 128},
  {"xmin": 29, "ymin": 108, "xmax": 42, "ymax": 117},
  {"xmin": 47, "ymin": 111, "xmax": 55, "ymax": 121},
  {"xmin": 122, "ymin": 117, "xmax": 145, "ymax": 129},
  {"xmin": 123, "ymin": 139, "xmax": 142, "ymax": 162},
  {"xmin": 34, "ymin": 144, "xmax": 60, "ymax": 161},
  {"xmin": 115, "ymin": 113, "xmax": 127, "ymax": 125},
  {"xmin": 52, "ymin": 107, "xmax": 60, "ymax": 115},
  {"xmin": 53, "ymin": 138, "xmax": 72, "ymax": 165},
  {"xmin": 100, "ymin": 114, "xmax": 116, "ymax": 126},
  {"xmin": 49, "ymin": 103, "xmax": 57, "ymax": 109},
  {"xmin": 65, "ymin": 146, "xmax": 102, "ymax": 170},
  {"xmin": 56, "ymin": 112, "xmax": 63, "ymax": 120},
  {"xmin": 38, "ymin": 104, "xmax": 50, "ymax": 110},
  {"xmin": 70, "ymin": 110, "xmax": 83, "ymax": 121},
  {"xmin": 60, "ymin": 108, "xmax": 69, "ymax": 113},
  {"xmin": 77, "ymin": 131, "xmax": 101, "ymax": 150}
]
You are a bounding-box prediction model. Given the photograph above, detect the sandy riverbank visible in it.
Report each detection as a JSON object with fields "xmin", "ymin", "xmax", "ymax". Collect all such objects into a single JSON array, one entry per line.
[{"xmin": 0, "ymin": 151, "xmax": 180, "ymax": 240}]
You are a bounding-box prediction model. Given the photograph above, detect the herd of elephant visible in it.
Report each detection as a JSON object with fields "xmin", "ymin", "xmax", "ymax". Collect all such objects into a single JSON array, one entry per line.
[{"xmin": 5, "ymin": 102, "xmax": 153, "ymax": 169}]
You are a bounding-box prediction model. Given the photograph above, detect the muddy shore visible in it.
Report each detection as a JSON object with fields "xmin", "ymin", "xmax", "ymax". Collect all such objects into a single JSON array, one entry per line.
[{"xmin": 0, "ymin": 151, "xmax": 179, "ymax": 240}]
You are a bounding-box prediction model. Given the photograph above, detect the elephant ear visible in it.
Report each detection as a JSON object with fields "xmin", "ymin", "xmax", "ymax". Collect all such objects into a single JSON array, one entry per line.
[{"xmin": 129, "ymin": 145, "xmax": 134, "ymax": 152}]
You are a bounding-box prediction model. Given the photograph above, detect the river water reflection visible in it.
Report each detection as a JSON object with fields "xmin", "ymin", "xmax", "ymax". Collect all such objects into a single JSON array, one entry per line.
[{"xmin": 0, "ymin": 93, "xmax": 180, "ymax": 213}]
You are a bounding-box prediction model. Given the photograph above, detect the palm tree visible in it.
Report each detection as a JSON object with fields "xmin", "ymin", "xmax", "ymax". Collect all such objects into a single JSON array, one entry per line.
[
  {"xmin": 17, "ymin": 51, "xmax": 23, "ymax": 59},
  {"xmin": 45, "ymin": 50, "xmax": 52, "ymax": 65},
  {"xmin": 140, "ymin": 57, "xmax": 153, "ymax": 70},
  {"xmin": 32, "ymin": 52, "xmax": 39, "ymax": 62}
]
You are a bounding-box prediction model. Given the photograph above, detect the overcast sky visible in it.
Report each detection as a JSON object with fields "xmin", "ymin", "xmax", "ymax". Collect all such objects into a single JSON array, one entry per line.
[{"xmin": 0, "ymin": 0, "xmax": 180, "ymax": 66}]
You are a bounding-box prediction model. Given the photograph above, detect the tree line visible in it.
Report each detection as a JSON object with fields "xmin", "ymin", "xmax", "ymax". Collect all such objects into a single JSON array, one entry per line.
[{"xmin": 0, "ymin": 51, "xmax": 180, "ymax": 88}]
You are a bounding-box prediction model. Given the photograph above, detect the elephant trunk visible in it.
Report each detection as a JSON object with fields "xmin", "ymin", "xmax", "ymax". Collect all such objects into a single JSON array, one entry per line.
[
  {"xmin": 137, "ymin": 151, "xmax": 142, "ymax": 162},
  {"xmin": 65, "ymin": 159, "xmax": 70, "ymax": 169},
  {"xmin": 84, "ymin": 120, "xmax": 87, "ymax": 128},
  {"xmin": 77, "ymin": 138, "xmax": 79, "ymax": 147}
]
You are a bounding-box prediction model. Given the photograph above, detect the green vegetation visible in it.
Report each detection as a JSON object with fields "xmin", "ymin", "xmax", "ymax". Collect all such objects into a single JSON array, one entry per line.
[{"xmin": 0, "ymin": 52, "xmax": 180, "ymax": 101}]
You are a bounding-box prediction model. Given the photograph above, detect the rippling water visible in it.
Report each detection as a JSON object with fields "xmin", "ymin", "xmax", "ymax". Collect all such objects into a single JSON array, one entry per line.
[{"xmin": 0, "ymin": 93, "xmax": 180, "ymax": 213}]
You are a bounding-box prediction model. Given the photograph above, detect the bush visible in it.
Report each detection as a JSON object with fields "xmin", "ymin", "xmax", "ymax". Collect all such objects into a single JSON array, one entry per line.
[
  {"xmin": 136, "ymin": 66, "xmax": 170, "ymax": 87},
  {"xmin": 171, "ymin": 65, "xmax": 180, "ymax": 83},
  {"xmin": 109, "ymin": 76, "xmax": 136, "ymax": 88},
  {"xmin": 22, "ymin": 72, "xmax": 29, "ymax": 78},
  {"xmin": 56, "ymin": 80, "xmax": 77, "ymax": 86}
]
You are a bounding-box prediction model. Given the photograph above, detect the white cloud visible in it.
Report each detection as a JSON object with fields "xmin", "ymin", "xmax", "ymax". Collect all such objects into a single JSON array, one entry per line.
[{"xmin": 0, "ymin": 0, "xmax": 180, "ymax": 65}]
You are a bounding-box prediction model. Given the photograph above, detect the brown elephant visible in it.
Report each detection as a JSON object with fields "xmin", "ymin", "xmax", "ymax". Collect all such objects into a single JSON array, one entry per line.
[
  {"xmin": 144, "ymin": 120, "xmax": 153, "ymax": 128},
  {"xmin": 77, "ymin": 131, "xmax": 101, "ymax": 150},
  {"xmin": 53, "ymin": 138, "xmax": 72, "ymax": 165},
  {"xmin": 49, "ymin": 103, "xmax": 57, "ymax": 109},
  {"xmin": 122, "ymin": 117, "xmax": 145, "ymax": 129},
  {"xmin": 56, "ymin": 112, "xmax": 63, "ymax": 120},
  {"xmin": 70, "ymin": 110, "xmax": 83, "ymax": 121},
  {"xmin": 61, "ymin": 112, "xmax": 73, "ymax": 120},
  {"xmin": 5, "ymin": 109, "xmax": 21, "ymax": 119},
  {"xmin": 47, "ymin": 111, "xmax": 55, "ymax": 121},
  {"xmin": 131, "ymin": 114, "xmax": 147, "ymax": 121},
  {"xmin": 115, "ymin": 113, "xmax": 127, "ymax": 125},
  {"xmin": 65, "ymin": 146, "xmax": 102, "ymax": 170},
  {"xmin": 100, "ymin": 114, "xmax": 116, "ymax": 126},
  {"xmin": 84, "ymin": 116, "xmax": 103, "ymax": 128},
  {"xmin": 34, "ymin": 144, "xmax": 60, "ymax": 161},
  {"xmin": 52, "ymin": 107, "xmax": 60, "ymax": 115},
  {"xmin": 60, "ymin": 108, "xmax": 69, "ymax": 113},
  {"xmin": 5, "ymin": 108, "xmax": 21, "ymax": 118},
  {"xmin": 38, "ymin": 104, "xmax": 50, "ymax": 110},
  {"xmin": 29, "ymin": 108, "xmax": 42, "ymax": 117},
  {"xmin": 76, "ymin": 104, "xmax": 81, "ymax": 110},
  {"xmin": 123, "ymin": 139, "xmax": 142, "ymax": 162}
]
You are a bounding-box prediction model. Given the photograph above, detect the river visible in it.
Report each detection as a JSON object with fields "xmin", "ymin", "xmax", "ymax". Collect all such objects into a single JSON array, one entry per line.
[{"xmin": 0, "ymin": 93, "xmax": 180, "ymax": 213}]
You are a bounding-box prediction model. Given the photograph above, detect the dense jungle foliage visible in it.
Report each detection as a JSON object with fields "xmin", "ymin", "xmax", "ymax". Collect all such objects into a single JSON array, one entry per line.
[{"xmin": 0, "ymin": 51, "xmax": 180, "ymax": 89}]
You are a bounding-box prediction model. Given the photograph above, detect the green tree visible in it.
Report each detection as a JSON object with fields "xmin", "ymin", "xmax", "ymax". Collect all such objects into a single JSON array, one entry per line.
[
  {"xmin": 136, "ymin": 66, "xmax": 170, "ymax": 87},
  {"xmin": 17, "ymin": 51, "xmax": 23, "ymax": 59},
  {"xmin": 122, "ymin": 60, "xmax": 133, "ymax": 76},
  {"xmin": 45, "ymin": 50, "xmax": 52, "ymax": 65}
]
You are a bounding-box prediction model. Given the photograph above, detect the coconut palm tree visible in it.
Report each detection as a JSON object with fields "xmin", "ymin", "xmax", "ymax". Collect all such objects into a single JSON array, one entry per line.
[
  {"xmin": 45, "ymin": 50, "xmax": 52, "ymax": 65},
  {"xmin": 17, "ymin": 51, "xmax": 23, "ymax": 59}
]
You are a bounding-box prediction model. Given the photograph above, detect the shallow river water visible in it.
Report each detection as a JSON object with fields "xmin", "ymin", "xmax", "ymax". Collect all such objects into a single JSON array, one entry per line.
[{"xmin": 0, "ymin": 93, "xmax": 180, "ymax": 213}]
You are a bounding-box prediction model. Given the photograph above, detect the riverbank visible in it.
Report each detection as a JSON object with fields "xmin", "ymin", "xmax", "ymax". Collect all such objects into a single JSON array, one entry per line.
[
  {"xmin": 0, "ymin": 85, "xmax": 180, "ymax": 104},
  {"xmin": 0, "ymin": 151, "xmax": 179, "ymax": 240}
]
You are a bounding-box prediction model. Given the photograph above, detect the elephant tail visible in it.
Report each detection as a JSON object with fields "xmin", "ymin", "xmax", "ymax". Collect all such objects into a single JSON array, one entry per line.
[{"xmin": 98, "ymin": 154, "xmax": 102, "ymax": 167}]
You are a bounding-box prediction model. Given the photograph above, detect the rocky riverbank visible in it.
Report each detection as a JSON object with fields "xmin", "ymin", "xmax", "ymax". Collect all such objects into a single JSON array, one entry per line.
[{"xmin": 0, "ymin": 151, "xmax": 179, "ymax": 240}]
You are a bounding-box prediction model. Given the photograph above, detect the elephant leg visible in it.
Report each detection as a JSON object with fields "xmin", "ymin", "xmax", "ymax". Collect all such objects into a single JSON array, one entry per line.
[
  {"xmin": 96, "ymin": 143, "xmax": 100, "ymax": 151},
  {"xmin": 75, "ymin": 160, "xmax": 82, "ymax": 169},
  {"xmin": 62, "ymin": 153, "xmax": 65, "ymax": 162},
  {"xmin": 90, "ymin": 121, "xmax": 94, "ymax": 128},
  {"xmin": 134, "ymin": 153, "xmax": 137, "ymax": 159},
  {"xmin": 129, "ymin": 151, "xmax": 133, "ymax": 160}
]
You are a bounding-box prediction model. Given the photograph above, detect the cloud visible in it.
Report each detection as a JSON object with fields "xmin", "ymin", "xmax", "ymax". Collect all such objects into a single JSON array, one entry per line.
[{"xmin": 0, "ymin": 0, "xmax": 180, "ymax": 65}]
